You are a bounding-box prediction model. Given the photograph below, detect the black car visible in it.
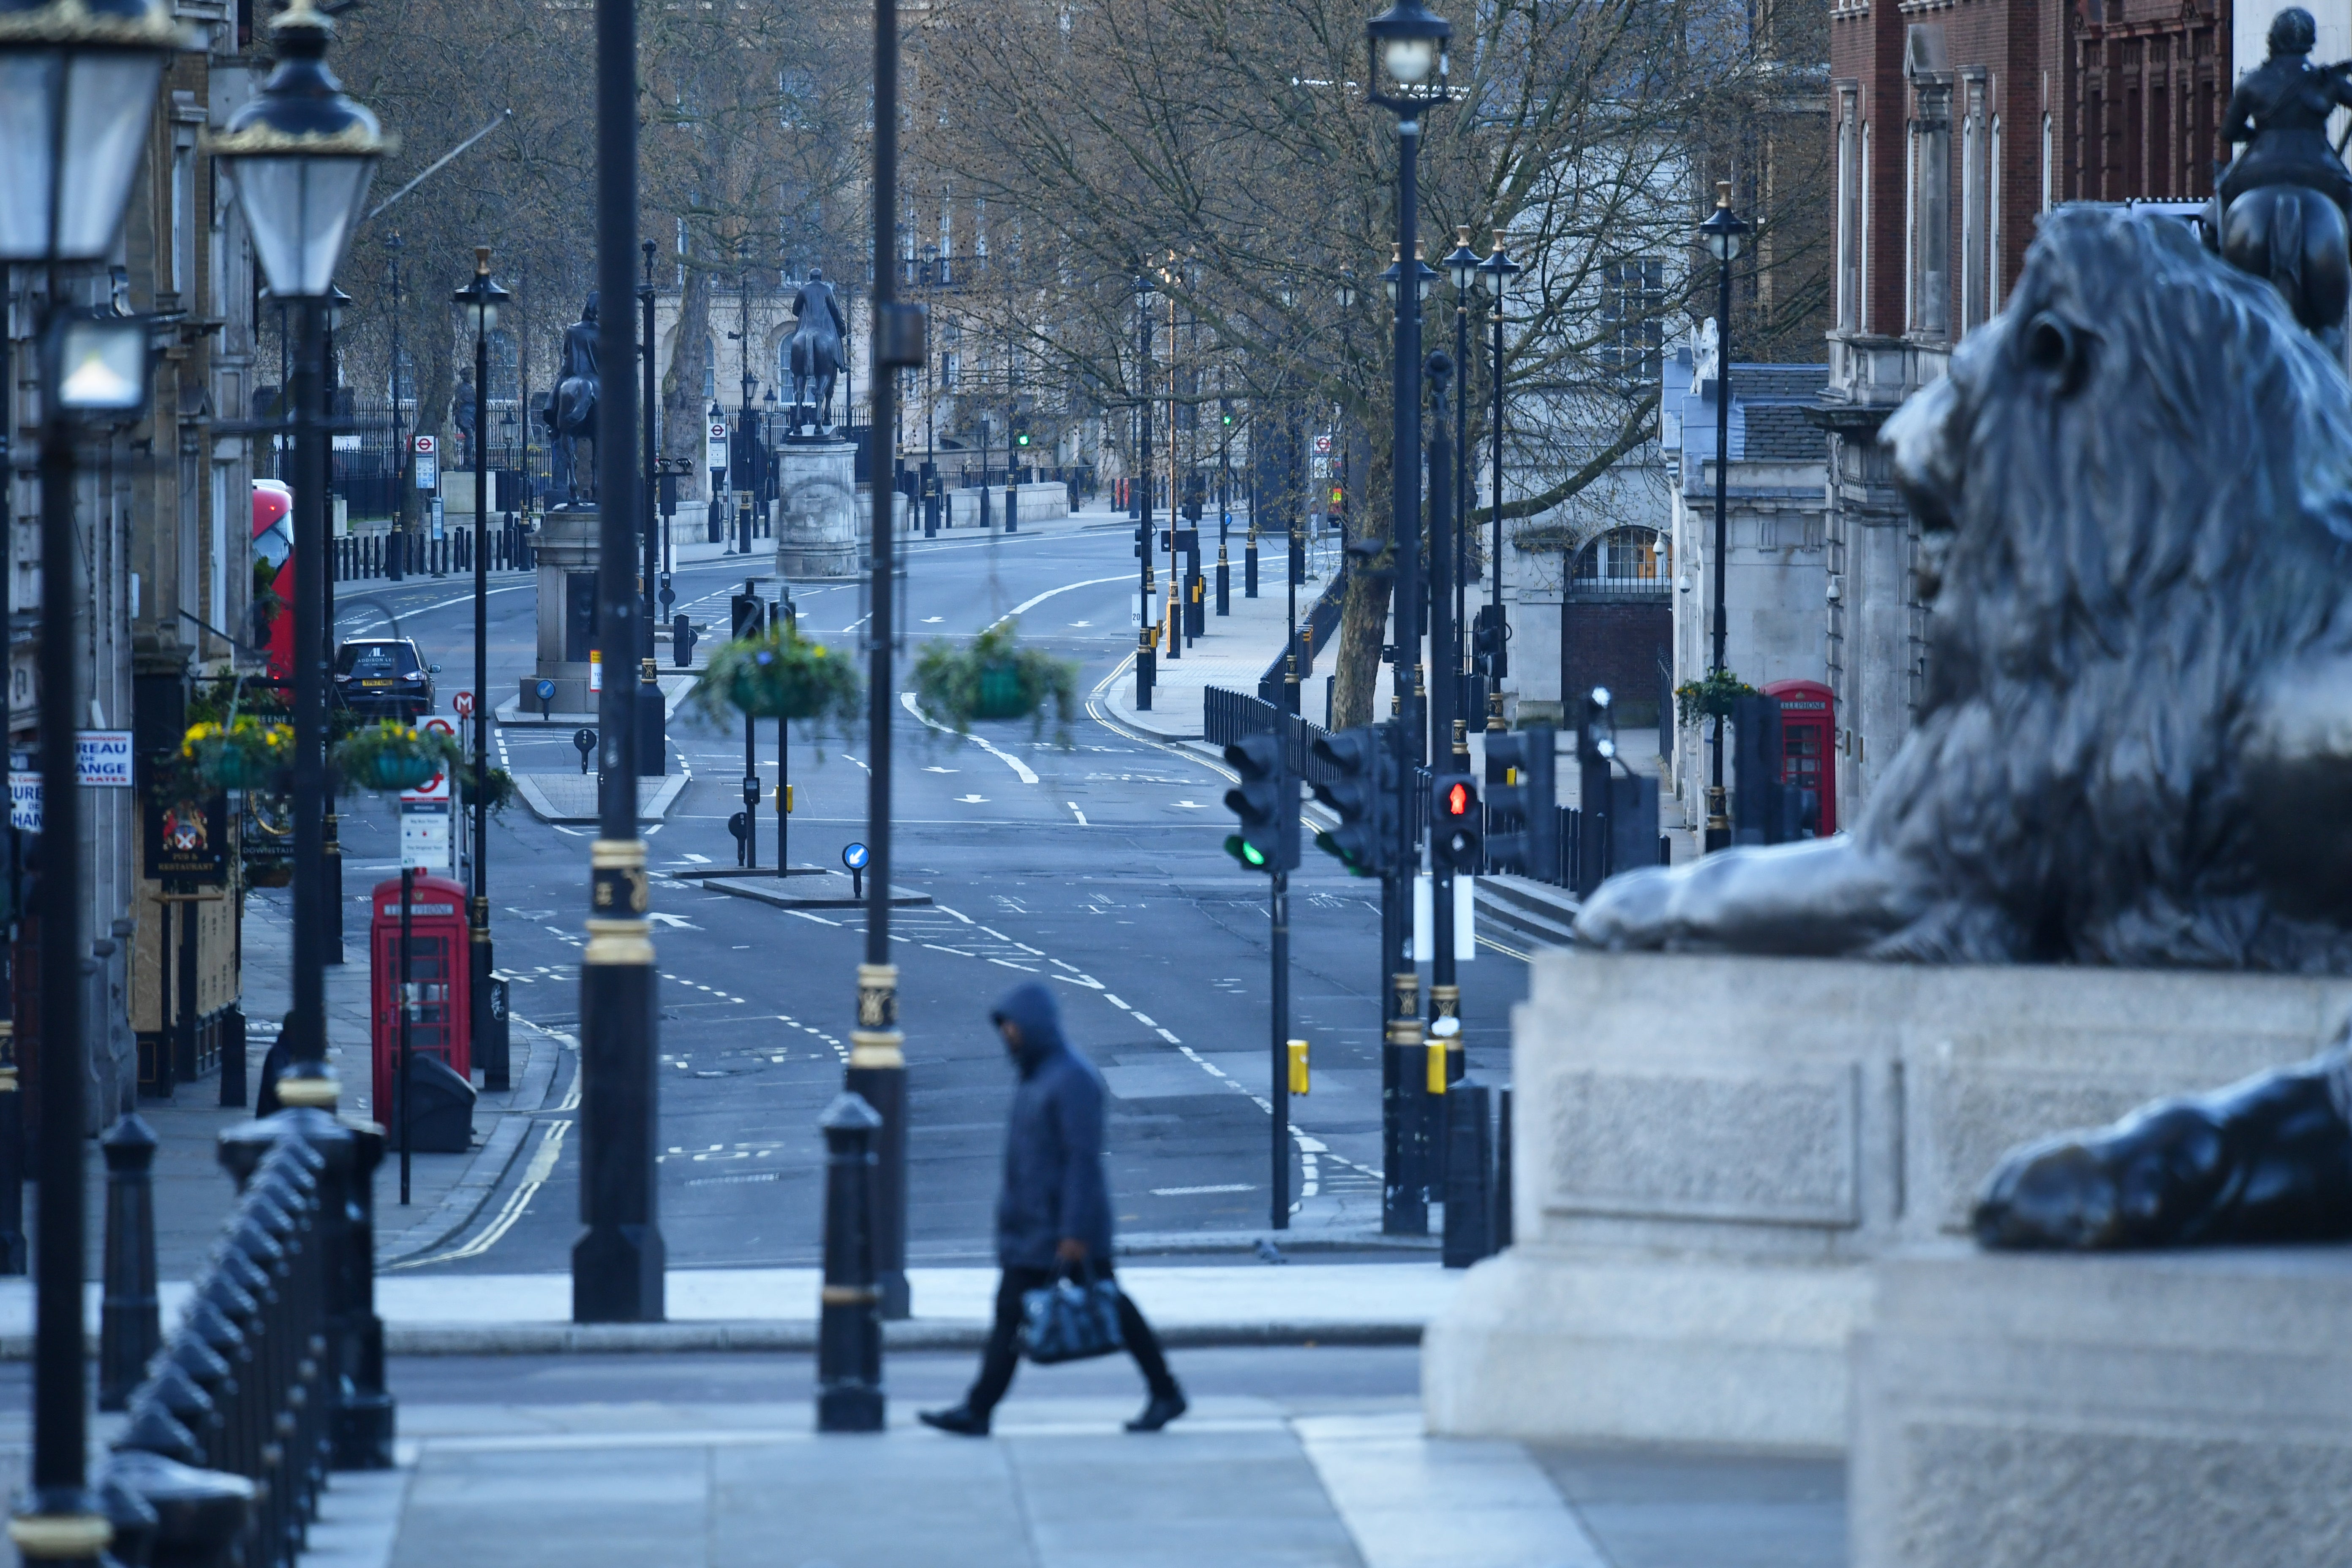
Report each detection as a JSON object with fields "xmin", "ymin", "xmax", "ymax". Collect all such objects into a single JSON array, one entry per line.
[{"xmin": 334, "ymin": 637, "xmax": 439, "ymax": 720}]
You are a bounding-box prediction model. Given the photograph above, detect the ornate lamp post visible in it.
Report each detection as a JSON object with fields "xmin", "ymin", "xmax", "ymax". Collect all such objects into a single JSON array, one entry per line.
[
  {"xmin": 324, "ymin": 280, "xmax": 352, "ymax": 963},
  {"xmin": 451, "ymin": 249, "xmax": 509, "ymax": 1085},
  {"xmin": 1473, "ymin": 231, "xmax": 1519, "ymax": 730},
  {"xmin": 1367, "ymin": 0, "xmax": 1449, "ymax": 766},
  {"xmin": 214, "ymin": 0, "xmax": 385, "ymax": 1111},
  {"xmin": 1132, "ymin": 271, "xmax": 1155, "ymax": 709},
  {"xmin": 0, "ymin": 0, "xmax": 180, "ymax": 1551},
  {"xmin": 1696, "ymin": 180, "xmax": 1748, "ymax": 854}
]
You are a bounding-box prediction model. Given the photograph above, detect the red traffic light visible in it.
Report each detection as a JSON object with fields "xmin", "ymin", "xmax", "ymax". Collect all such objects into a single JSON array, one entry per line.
[{"xmin": 1445, "ymin": 781, "xmax": 1470, "ymax": 817}]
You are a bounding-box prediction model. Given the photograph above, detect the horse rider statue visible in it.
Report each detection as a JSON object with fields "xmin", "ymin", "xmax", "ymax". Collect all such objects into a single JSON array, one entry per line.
[
  {"xmin": 2216, "ymin": 7, "xmax": 2352, "ymax": 340},
  {"xmin": 546, "ymin": 293, "xmax": 600, "ymax": 506},
  {"xmin": 786, "ymin": 267, "xmax": 848, "ymax": 434}
]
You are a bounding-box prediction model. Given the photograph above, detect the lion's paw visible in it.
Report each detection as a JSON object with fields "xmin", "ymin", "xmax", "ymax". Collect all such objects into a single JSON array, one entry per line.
[{"xmin": 1571, "ymin": 866, "xmax": 1680, "ymax": 950}]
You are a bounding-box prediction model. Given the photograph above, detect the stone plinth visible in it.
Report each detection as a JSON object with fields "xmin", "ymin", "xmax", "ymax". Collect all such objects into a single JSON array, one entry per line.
[
  {"xmin": 1420, "ymin": 951, "xmax": 2352, "ymax": 1451},
  {"xmin": 1852, "ymin": 1244, "xmax": 2352, "ymax": 1567},
  {"xmin": 774, "ymin": 439, "xmax": 858, "ymax": 578},
  {"xmin": 518, "ymin": 505, "xmax": 601, "ymax": 714}
]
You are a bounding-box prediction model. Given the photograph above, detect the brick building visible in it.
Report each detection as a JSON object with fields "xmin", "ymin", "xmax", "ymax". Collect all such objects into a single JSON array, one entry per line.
[{"xmin": 1817, "ymin": 0, "xmax": 2235, "ymax": 817}]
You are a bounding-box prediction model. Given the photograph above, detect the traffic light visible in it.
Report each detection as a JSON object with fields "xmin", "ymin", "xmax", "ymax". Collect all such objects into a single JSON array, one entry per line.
[
  {"xmin": 1310, "ymin": 726, "xmax": 1391, "ymax": 876},
  {"xmin": 1484, "ymin": 726, "xmax": 1557, "ymax": 878},
  {"xmin": 1220, "ymin": 398, "xmax": 1235, "ymax": 427},
  {"xmin": 1222, "ymin": 734, "xmax": 1299, "ymax": 873},
  {"xmin": 1471, "ymin": 604, "xmax": 1509, "ymax": 681},
  {"xmin": 1430, "ymin": 773, "xmax": 1483, "ymax": 873},
  {"xmin": 730, "ymin": 591, "xmax": 764, "ymax": 641}
]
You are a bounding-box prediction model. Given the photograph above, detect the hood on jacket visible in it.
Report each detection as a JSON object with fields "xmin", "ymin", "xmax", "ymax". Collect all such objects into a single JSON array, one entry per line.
[{"xmin": 991, "ymin": 980, "xmax": 1068, "ymax": 1075}]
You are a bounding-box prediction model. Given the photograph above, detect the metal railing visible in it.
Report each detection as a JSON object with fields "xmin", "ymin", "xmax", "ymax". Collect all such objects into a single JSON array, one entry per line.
[
  {"xmin": 1203, "ymin": 686, "xmax": 1340, "ymax": 790},
  {"xmin": 1255, "ymin": 575, "xmax": 1348, "ymax": 707},
  {"xmin": 98, "ymin": 1108, "xmax": 393, "ymax": 1568}
]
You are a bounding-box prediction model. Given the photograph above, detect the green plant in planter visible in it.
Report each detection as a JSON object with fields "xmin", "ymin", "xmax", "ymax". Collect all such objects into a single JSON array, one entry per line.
[
  {"xmin": 332, "ymin": 721, "xmax": 469, "ymax": 794},
  {"xmin": 691, "ymin": 621, "xmax": 865, "ymax": 725},
  {"xmin": 912, "ymin": 619, "xmax": 1078, "ymax": 740},
  {"xmin": 474, "ymin": 766, "xmax": 517, "ymax": 816},
  {"xmin": 178, "ymin": 714, "xmax": 295, "ymax": 793},
  {"xmin": 1674, "ymin": 668, "xmax": 1759, "ymax": 728}
]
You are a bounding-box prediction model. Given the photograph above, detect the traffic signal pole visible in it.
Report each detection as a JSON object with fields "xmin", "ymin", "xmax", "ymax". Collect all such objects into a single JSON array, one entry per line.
[
  {"xmin": 1269, "ymin": 869, "xmax": 1290, "ymax": 1231},
  {"xmin": 1425, "ymin": 354, "xmax": 1460, "ymax": 1094}
]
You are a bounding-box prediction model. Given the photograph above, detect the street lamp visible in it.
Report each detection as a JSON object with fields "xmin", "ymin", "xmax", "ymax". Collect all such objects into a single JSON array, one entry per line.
[
  {"xmin": 1474, "ymin": 230, "xmax": 1520, "ymax": 731},
  {"xmin": 214, "ymin": 0, "xmax": 385, "ymax": 1114},
  {"xmin": 0, "ymin": 0, "xmax": 180, "ymax": 1550},
  {"xmin": 1366, "ymin": 0, "xmax": 1450, "ymax": 1239},
  {"xmin": 1696, "ymin": 180, "xmax": 1747, "ymax": 852},
  {"xmin": 1132, "ymin": 270, "xmax": 1155, "ymax": 709},
  {"xmin": 451, "ymin": 247, "xmax": 510, "ymax": 1090},
  {"xmin": 324, "ymin": 277, "xmax": 353, "ymax": 964}
]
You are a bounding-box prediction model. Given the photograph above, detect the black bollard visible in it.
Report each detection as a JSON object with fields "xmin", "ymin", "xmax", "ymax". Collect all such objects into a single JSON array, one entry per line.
[
  {"xmin": 1494, "ymin": 1085, "xmax": 1513, "ymax": 1250},
  {"xmin": 98, "ymin": 1463, "xmax": 161, "ymax": 1568},
  {"xmin": 100, "ymin": 1113, "xmax": 162, "ymax": 1411},
  {"xmin": 101, "ymin": 1449, "xmax": 252, "ymax": 1568},
  {"xmin": 1441, "ymin": 1078, "xmax": 1494, "ymax": 1268},
  {"xmin": 815, "ymin": 1091, "xmax": 885, "ymax": 1432}
]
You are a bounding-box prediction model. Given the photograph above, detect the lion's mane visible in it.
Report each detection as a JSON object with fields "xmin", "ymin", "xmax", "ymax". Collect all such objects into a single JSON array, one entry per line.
[{"xmin": 1859, "ymin": 205, "xmax": 2352, "ymax": 969}]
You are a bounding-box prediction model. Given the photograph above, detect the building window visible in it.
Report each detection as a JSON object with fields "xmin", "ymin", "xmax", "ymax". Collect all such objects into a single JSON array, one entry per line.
[
  {"xmin": 1600, "ymin": 259, "xmax": 1665, "ymax": 385},
  {"xmin": 1572, "ymin": 526, "xmax": 1669, "ymax": 591},
  {"xmin": 1990, "ymin": 115, "xmax": 2002, "ymax": 305},
  {"xmin": 703, "ymin": 338, "xmax": 716, "ymax": 400},
  {"xmin": 943, "ymin": 351, "xmax": 960, "ymax": 389},
  {"xmin": 1960, "ymin": 76, "xmax": 1986, "ymax": 331},
  {"xmin": 1836, "ymin": 87, "xmax": 1861, "ymax": 333}
]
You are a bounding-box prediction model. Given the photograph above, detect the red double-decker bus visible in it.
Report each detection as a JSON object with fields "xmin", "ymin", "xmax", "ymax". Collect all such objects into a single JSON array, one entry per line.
[{"xmin": 252, "ymin": 479, "xmax": 294, "ymax": 683}]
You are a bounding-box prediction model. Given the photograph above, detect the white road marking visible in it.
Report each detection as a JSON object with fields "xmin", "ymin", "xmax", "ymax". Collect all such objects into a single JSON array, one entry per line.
[
  {"xmin": 899, "ymin": 691, "xmax": 1041, "ymax": 784},
  {"xmin": 1067, "ymin": 802, "xmax": 1089, "ymax": 825}
]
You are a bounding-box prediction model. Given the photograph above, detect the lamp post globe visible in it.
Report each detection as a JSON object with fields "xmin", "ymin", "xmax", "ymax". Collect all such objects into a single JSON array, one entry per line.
[
  {"xmin": 211, "ymin": 0, "xmax": 387, "ymax": 300},
  {"xmin": 0, "ymin": 0, "xmax": 181, "ymax": 264},
  {"xmin": 1443, "ymin": 228, "xmax": 1479, "ymax": 294},
  {"xmin": 1364, "ymin": 0, "xmax": 1450, "ymax": 107}
]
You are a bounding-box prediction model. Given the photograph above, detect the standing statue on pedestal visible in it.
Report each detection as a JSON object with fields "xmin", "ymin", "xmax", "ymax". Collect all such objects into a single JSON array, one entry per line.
[
  {"xmin": 2216, "ymin": 8, "xmax": 2352, "ymax": 338},
  {"xmin": 546, "ymin": 293, "xmax": 600, "ymax": 506},
  {"xmin": 786, "ymin": 268, "xmax": 847, "ymax": 435}
]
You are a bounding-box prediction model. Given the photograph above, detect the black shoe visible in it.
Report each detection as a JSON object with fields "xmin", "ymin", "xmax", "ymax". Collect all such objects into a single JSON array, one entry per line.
[
  {"xmin": 1126, "ymin": 1391, "xmax": 1187, "ymax": 1432},
  {"xmin": 919, "ymin": 1404, "xmax": 991, "ymax": 1437}
]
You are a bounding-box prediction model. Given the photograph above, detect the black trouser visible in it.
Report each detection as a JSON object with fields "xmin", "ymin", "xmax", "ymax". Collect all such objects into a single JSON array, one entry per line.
[{"xmin": 967, "ymin": 1263, "xmax": 1179, "ymax": 1416}]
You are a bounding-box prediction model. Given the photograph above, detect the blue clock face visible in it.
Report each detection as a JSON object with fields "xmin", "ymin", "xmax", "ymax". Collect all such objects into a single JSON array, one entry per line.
[{"xmin": 842, "ymin": 842, "xmax": 870, "ymax": 871}]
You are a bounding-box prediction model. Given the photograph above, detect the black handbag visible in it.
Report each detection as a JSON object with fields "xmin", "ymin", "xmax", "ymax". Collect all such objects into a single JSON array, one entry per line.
[{"xmin": 1018, "ymin": 1261, "xmax": 1127, "ymax": 1364}]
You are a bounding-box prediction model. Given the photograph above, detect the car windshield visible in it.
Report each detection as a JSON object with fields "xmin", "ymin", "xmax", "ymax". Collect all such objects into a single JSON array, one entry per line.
[{"xmin": 336, "ymin": 642, "xmax": 417, "ymax": 678}]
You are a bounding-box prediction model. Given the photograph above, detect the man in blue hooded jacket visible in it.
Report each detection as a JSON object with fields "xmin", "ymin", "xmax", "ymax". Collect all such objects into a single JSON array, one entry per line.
[{"xmin": 920, "ymin": 980, "xmax": 1187, "ymax": 1435}]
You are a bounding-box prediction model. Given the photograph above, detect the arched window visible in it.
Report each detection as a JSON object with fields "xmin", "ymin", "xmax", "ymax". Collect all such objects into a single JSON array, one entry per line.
[{"xmin": 1571, "ymin": 526, "xmax": 1667, "ymax": 591}]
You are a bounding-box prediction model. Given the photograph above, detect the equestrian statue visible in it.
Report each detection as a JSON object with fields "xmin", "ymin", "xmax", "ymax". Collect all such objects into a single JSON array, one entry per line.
[
  {"xmin": 786, "ymin": 268, "xmax": 847, "ymax": 434},
  {"xmin": 2216, "ymin": 7, "xmax": 2352, "ymax": 342},
  {"xmin": 546, "ymin": 294, "xmax": 600, "ymax": 506}
]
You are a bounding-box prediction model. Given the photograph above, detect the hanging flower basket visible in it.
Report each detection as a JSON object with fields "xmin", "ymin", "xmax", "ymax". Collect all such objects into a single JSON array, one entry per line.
[
  {"xmin": 179, "ymin": 716, "xmax": 294, "ymax": 793},
  {"xmin": 332, "ymin": 721, "xmax": 468, "ymax": 794},
  {"xmin": 693, "ymin": 623, "xmax": 864, "ymax": 723},
  {"xmin": 912, "ymin": 620, "xmax": 1078, "ymax": 737},
  {"xmin": 1674, "ymin": 669, "xmax": 1759, "ymax": 728}
]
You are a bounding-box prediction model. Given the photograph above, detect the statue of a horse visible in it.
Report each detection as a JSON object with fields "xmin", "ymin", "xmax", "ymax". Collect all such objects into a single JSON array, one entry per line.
[
  {"xmin": 550, "ymin": 293, "xmax": 600, "ymax": 506},
  {"xmin": 2213, "ymin": 8, "xmax": 2352, "ymax": 343},
  {"xmin": 787, "ymin": 269, "xmax": 847, "ymax": 433}
]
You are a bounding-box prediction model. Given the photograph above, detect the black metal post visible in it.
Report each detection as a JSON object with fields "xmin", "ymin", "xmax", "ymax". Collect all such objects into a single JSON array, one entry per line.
[
  {"xmin": 0, "ymin": 283, "xmax": 19, "ymax": 1279},
  {"xmin": 640, "ymin": 242, "xmax": 658, "ymax": 660},
  {"xmin": 1269, "ymin": 871, "xmax": 1289, "ymax": 1231},
  {"xmin": 1489, "ymin": 267, "xmax": 1506, "ymax": 730},
  {"xmin": 1708, "ymin": 242, "xmax": 1733, "ymax": 851},
  {"xmin": 1426, "ymin": 354, "xmax": 1458, "ymax": 1115},
  {"xmin": 1392, "ymin": 131, "xmax": 1426, "ymax": 769},
  {"xmin": 815, "ymin": 1091, "xmax": 884, "ymax": 1430},
  {"xmin": 574, "ymin": 0, "xmax": 665, "ymax": 1323},
  {"xmin": 1134, "ymin": 280, "xmax": 1154, "ymax": 709},
  {"xmin": 397, "ymin": 867, "xmax": 412, "ymax": 1206},
  {"xmin": 1441, "ymin": 1077, "xmax": 1494, "ymax": 1267},
  {"xmin": 851, "ymin": 0, "xmax": 912, "ymax": 1324},
  {"xmin": 1454, "ymin": 281, "xmax": 1471, "ymax": 722},
  {"xmin": 470, "ymin": 269, "xmax": 497, "ymax": 1100},
  {"xmin": 1216, "ymin": 369, "xmax": 1230, "ymax": 616},
  {"xmin": 97, "ymin": 1114, "xmax": 159, "ymax": 1411},
  {"xmin": 27, "ymin": 302, "xmax": 104, "ymax": 1560}
]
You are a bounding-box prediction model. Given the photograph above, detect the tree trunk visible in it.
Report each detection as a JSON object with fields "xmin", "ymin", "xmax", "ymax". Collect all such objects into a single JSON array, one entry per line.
[
  {"xmin": 1330, "ymin": 447, "xmax": 1394, "ymax": 730},
  {"xmin": 661, "ymin": 256, "xmax": 711, "ymax": 501}
]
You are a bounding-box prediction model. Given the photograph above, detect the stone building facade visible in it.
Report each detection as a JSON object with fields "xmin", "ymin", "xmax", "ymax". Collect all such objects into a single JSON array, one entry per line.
[
  {"xmin": 1660, "ymin": 338, "xmax": 1832, "ymax": 832},
  {"xmin": 1820, "ymin": 0, "xmax": 2233, "ymax": 816}
]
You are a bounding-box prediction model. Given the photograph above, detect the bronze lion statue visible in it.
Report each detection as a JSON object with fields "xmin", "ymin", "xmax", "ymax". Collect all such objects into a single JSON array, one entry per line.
[
  {"xmin": 1580, "ymin": 205, "xmax": 2352, "ymax": 1250},
  {"xmin": 1580, "ymin": 204, "xmax": 2352, "ymax": 971}
]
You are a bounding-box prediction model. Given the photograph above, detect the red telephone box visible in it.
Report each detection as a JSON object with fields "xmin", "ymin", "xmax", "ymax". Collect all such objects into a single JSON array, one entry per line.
[
  {"xmin": 1762, "ymin": 679, "xmax": 1837, "ymax": 835},
  {"xmin": 369, "ymin": 874, "xmax": 472, "ymax": 1119}
]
